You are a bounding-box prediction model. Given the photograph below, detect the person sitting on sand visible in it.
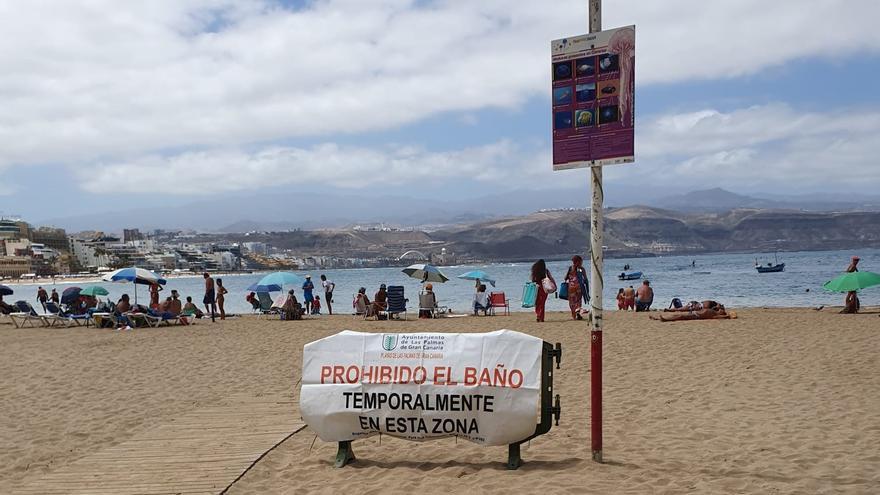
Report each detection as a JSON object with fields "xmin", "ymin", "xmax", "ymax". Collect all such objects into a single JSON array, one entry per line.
[
  {"xmin": 354, "ymin": 287, "xmax": 372, "ymax": 316},
  {"xmin": 246, "ymin": 292, "xmax": 260, "ymax": 311},
  {"xmin": 841, "ymin": 291, "xmax": 859, "ymax": 314},
  {"xmin": 372, "ymin": 284, "xmax": 388, "ymax": 315},
  {"xmin": 635, "ymin": 280, "xmax": 653, "ymax": 312},
  {"xmin": 651, "ymin": 304, "xmax": 735, "ymax": 322},
  {"xmin": 282, "ymin": 290, "xmax": 302, "ymax": 320},
  {"xmin": 623, "ymin": 285, "xmax": 635, "ymax": 311},
  {"xmin": 473, "ymin": 284, "xmax": 489, "ymax": 316},
  {"xmin": 183, "ymin": 296, "xmax": 205, "ymax": 318}
]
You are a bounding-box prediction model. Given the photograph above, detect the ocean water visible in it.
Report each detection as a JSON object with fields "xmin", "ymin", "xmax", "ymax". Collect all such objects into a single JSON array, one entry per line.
[{"xmin": 4, "ymin": 248, "xmax": 878, "ymax": 316}]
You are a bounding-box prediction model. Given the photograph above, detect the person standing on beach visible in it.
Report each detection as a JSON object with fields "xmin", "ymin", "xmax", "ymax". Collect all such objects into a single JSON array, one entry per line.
[
  {"xmin": 570, "ymin": 255, "xmax": 590, "ymax": 304},
  {"xmin": 203, "ymin": 273, "xmax": 216, "ymax": 317},
  {"xmin": 564, "ymin": 264, "xmax": 584, "ymax": 320},
  {"xmin": 215, "ymin": 278, "xmax": 228, "ymax": 320},
  {"xmin": 36, "ymin": 286, "xmax": 49, "ymax": 312},
  {"xmin": 50, "ymin": 288, "xmax": 59, "ymax": 305},
  {"xmin": 302, "ymin": 276, "xmax": 315, "ymax": 314},
  {"xmin": 635, "ymin": 280, "xmax": 654, "ymax": 312},
  {"xmin": 149, "ymin": 283, "xmax": 162, "ymax": 309},
  {"xmin": 623, "ymin": 285, "xmax": 635, "ymax": 311},
  {"xmin": 531, "ymin": 259, "xmax": 554, "ymax": 322},
  {"xmin": 320, "ymin": 274, "xmax": 334, "ymax": 315}
]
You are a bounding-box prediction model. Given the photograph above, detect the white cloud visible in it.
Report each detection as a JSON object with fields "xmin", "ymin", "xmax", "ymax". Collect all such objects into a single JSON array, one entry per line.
[
  {"xmin": 615, "ymin": 103, "xmax": 880, "ymax": 191},
  {"xmin": 1, "ymin": 0, "xmax": 880, "ymax": 175},
  {"xmin": 78, "ymin": 140, "xmax": 550, "ymax": 194},
  {"xmin": 81, "ymin": 103, "xmax": 880, "ymax": 196}
]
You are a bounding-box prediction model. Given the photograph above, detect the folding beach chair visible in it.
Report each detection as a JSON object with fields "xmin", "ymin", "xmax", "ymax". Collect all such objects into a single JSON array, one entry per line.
[
  {"xmin": 382, "ymin": 286, "xmax": 408, "ymax": 320},
  {"xmin": 418, "ymin": 292, "xmax": 448, "ymax": 318},
  {"xmin": 9, "ymin": 301, "xmax": 49, "ymax": 328},
  {"xmin": 488, "ymin": 292, "xmax": 510, "ymax": 316},
  {"xmin": 259, "ymin": 292, "xmax": 282, "ymax": 319}
]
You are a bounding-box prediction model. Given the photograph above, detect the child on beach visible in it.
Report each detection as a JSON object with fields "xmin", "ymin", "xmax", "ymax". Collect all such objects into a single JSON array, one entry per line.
[{"xmin": 312, "ymin": 296, "xmax": 322, "ymax": 315}]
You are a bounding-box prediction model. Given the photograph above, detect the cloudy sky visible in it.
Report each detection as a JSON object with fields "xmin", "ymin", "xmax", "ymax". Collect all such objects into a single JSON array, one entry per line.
[{"xmin": 2, "ymin": 0, "xmax": 880, "ymax": 223}]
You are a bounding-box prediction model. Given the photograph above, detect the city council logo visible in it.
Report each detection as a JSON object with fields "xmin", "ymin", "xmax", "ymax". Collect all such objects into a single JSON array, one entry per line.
[{"xmin": 382, "ymin": 334, "xmax": 398, "ymax": 351}]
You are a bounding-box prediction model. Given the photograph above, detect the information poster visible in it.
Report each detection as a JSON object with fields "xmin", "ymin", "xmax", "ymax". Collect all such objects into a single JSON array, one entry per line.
[
  {"xmin": 551, "ymin": 25, "xmax": 635, "ymax": 170},
  {"xmin": 300, "ymin": 330, "xmax": 543, "ymax": 446}
]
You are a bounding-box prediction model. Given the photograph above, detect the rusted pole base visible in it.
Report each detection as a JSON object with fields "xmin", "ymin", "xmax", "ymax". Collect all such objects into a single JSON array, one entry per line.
[{"xmin": 334, "ymin": 441, "xmax": 356, "ymax": 468}]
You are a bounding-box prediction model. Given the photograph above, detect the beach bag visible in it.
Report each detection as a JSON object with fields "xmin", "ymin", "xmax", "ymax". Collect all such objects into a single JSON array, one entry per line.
[
  {"xmin": 542, "ymin": 276, "xmax": 557, "ymax": 294},
  {"xmin": 557, "ymin": 279, "xmax": 569, "ymax": 299},
  {"xmin": 521, "ymin": 282, "xmax": 537, "ymax": 308},
  {"xmin": 669, "ymin": 297, "xmax": 683, "ymax": 309}
]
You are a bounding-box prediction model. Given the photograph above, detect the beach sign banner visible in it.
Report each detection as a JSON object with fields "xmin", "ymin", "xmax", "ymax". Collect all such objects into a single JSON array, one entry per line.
[
  {"xmin": 300, "ymin": 330, "xmax": 543, "ymax": 446},
  {"xmin": 551, "ymin": 25, "xmax": 635, "ymax": 170}
]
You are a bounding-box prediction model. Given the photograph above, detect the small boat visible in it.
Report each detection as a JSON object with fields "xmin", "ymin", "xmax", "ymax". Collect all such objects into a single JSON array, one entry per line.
[
  {"xmin": 618, "ymin": 271, "xmax": 642, "ymax": 281},
  {"xmin": 755, "ymin": 252, "xmax": 785, "ymax": 273}
]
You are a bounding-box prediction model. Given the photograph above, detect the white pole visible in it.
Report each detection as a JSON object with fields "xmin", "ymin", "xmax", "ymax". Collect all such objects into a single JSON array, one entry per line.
[{"xmin": 588, "ymin": 0, "xmax": 604, "ymax": 464}]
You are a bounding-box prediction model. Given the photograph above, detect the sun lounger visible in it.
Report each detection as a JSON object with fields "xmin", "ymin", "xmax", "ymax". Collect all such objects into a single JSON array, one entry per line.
[
  {"xmin": 10, "ymin": 301, "xmax": 49, "ymax": 328},
  {"xmin": 91, "ymin": 312, "xmax": 118, "ymax": 328}
]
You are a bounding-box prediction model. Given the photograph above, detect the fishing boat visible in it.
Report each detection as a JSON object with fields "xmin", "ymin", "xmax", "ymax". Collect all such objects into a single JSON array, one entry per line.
[
  {"xmin": 755, "ymin": 252, "xmax": 785, "ymax": 273},
  {"xmin": 618, "ymin": 271, "xmax": 642, "ymax": 280}
]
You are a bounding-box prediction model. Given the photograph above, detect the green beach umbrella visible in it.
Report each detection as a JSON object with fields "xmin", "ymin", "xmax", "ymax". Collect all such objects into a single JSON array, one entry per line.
[
  {"xmin": 822, "ymin": 272, "xmax": 880, "ymax": 292},
  {"xmin": 80, "ymin": 285, "xmax": 110, "ymax": 297}
]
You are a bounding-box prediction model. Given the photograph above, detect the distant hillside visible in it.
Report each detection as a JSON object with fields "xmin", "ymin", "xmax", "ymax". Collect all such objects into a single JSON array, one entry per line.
[{"xmin": 210, "ymin": 207, "xmax": 880, "ymax": 262}]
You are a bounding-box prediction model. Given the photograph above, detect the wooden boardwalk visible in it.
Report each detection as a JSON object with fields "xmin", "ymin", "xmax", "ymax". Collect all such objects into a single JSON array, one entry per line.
[{"xmin": 13, "ymin": 395, "xmax": 304, "ymax": 495}]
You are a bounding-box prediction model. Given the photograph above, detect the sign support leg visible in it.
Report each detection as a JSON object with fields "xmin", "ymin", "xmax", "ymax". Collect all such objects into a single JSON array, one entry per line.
[
  {"xmin": 334, "ymin": 441, "xmax": 356, "ymax": 468},
  {"xmin": 587, "ymin": 0, "xmax": 604, "ymax": 465},
  {"xmin": 507, "ymin": 443, "xmax": 523, "ymax": 470}
]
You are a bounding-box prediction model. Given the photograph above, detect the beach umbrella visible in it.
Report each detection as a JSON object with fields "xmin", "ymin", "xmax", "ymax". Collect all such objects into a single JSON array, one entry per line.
[
  {"xmin": 61, "ymin": 286, "xmax": 82, "ymax": 304},
  {"xmin": 102, "ymin": 267, "xmax": 167, "ymax": 286},
  {"xmin": 822, "ymin": 271, "xmax": 880, "ymax": 292},
  {"xmin": 102, "ymin": 267, "xmax": 166, "ymax": 305},
  {"xmin": 80, "ymin": 286, "xmax": 110, "ymax": 297},
  {"xmin": 0, "ymin": 284, "xmax": 12, "ymax": 296},
  {"xmin": 257, "ymin": 272, "xmax": 305, "ymax": 287},
  {"xmin": 402, "ymin": 264, "xmax": 449, "ymax": 283},
  {"xmin": 247, "ymin": 282, "xmax": 283, "ymax": 293},
  {"xmin": 457, "ymin": 270, "xmax": 496, "ymax": 287}
]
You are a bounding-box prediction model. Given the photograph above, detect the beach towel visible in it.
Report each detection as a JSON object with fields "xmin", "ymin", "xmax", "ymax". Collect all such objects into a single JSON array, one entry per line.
[{"xmin": 521, "ymin": 282, "xmax": 537, "ymax": 308}]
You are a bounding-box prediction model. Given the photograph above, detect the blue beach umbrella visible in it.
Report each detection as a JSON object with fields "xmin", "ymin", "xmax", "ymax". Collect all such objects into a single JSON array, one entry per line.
[
  {"xmin": 102, "ymin": 267, "xmax": 166, "ymax": 305},
  {"xmin": 247, "ymin": 282, "xmax": 283, "ymax": 293},
  {"xmin": 257, "ymin": 272, "xmax": 305, "ymax": 288},
  {"xmin": 457, "ymin": 270, "xmax": 496, "ymax": 287},
  {"xmin": 102, "ymin": 267, "xmax": 167, "ymax": 286}
]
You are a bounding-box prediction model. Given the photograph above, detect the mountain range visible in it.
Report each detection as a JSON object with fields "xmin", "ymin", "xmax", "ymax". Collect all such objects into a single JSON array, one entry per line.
[{"xmin": 36, "ymin": 187, "xmax": 880, "ymax": 234}]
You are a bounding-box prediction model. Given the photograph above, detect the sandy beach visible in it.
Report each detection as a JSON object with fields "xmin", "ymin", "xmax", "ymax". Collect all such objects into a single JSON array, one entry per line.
[{"xmin": 2, "ymin": 308, "xmax": 878, "ymax": 494}]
